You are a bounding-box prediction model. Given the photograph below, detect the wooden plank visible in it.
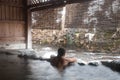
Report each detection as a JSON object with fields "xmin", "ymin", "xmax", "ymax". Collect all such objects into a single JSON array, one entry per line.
[
  {"xmin": 9, "ymin": 6, "xmax": 12, "ymax": 20},
  {"xmin": 38, "ymin": 0, "xmax": 41, "ymax": 3},
  {"xmin": 0, "ymin": 4, "xmax": 24, "ymax": 8},
  {"xmin": 0, "ymin": 23, "xmax": 8, "ymax": 37},
  {"xmin": 13, "ymin": 7, "xmax": 16, "ymax": 20},
  {"xmin": 1, "ymin": 5, "xmax": 5, "ymax": 20},
  {"xmin": 16, "ymin": 7, "xmax": 19, "ymax": 20},
  {"xmin": 34, "ymin": 0, "xmax": 37, "ymax": 4},
  {"xmin": 0, "ymin": 20, "xmax": 25, "ymax": 23},
  {"xmin": 4, "ymin": 5, "xmax": 6, "ymax": 20},
  {"xmin": 13, "ymin": 0, "xmax": 15, "ymax": 3},
  {"xmin": 0, "ymin": 0, "xmax": 24, "ymax": 7},
  {"xmin": 33, "ymin": 0, "xmax": 37, "ymax": 4},
  {"xmin": 5, "ymin": 23, "xmax": 10, "ymax": 37},
  {"xmin": 0, "ymin": 37, "xmax": 25, "ymax": 41},
  {"xmin": 5, "ymin": 6, "xmax": 9, "ymax": 20},
  {"xmin": 28, "ymin": 1, "xmax": 52, "ymax": 9},
  {"xmin": 14, "ymin": 23, "xmax": 25, "ymax": 37},
  {"xmin": 9, "ymin": 23, "xmax": 15, "ymax": 36},
  {"xmin": 0, "ymin": 5, "xmax": 25, "ymax": 21},
  {"xmin": 18, "ymin": 0, "xmax": 22, "ymax": 5},
  {"xmin": 0, "ymin": 5, "xmax": 1, "ymax": 20},
  {"xmin": 18, "ymin": 7, "xmax": 21, "ymax": 20},
  {"xmin": 0, "ymin": 22, "xmax": 25, "ymax": 36},
  {"xmin": 0, "ymin": 23, "xmax": 4, "ymax": 36},
  {"xmin": 19, "ymin": 8, "xmax": 23, "ymax": 20}
]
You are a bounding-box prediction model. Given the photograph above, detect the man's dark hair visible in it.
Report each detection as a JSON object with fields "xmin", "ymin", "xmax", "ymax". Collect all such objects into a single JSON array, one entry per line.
[{"xmin": 57, "ymin": 48, "xmax": 66, "ymax": 57}]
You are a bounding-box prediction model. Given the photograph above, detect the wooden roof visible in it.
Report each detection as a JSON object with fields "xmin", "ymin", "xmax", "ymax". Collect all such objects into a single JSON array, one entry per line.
[{"xmin": 27, "ymin": 0, "xmax": 92, "ymax": 12}]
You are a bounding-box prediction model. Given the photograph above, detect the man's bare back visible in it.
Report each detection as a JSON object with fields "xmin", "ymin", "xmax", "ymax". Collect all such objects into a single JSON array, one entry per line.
[{"xmin": 49, "ymin": 48, "xmax": 77, "ymax": 71}]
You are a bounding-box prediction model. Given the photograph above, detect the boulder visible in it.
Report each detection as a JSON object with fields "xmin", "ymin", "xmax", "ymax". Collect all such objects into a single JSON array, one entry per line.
[
  {"xmin": 102, "ymin": 60, "xmax": 120, "ymax": 72},
  {"xmin": 88, "ymin": 62, "xmax": 99, "ymax": 66},
  {"xmin": 77, "ymin": 59, "xmax": 87, "ymax": 66}
]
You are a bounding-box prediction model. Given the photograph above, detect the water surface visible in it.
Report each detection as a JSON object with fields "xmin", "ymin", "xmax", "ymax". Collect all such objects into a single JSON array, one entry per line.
[{"xmin": 0, "ymin": 52, "xmax": 120, "ymax": 80}]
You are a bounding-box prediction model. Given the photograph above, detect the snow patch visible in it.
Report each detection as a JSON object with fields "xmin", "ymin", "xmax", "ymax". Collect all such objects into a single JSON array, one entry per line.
[
  {"xmin": 112, "ymin": 0, "xmax": 120, "ymax": 13},
  {"xmin": 85, "ymin": 33, "xmax": 95, "ymax": 41},
  {"xmin": 83, "ymin": 0, "xmax": 105, "ymax": 27},
  {"xmin": 88, "ymin": 0, "xmax": 105, "ymax": 16}
]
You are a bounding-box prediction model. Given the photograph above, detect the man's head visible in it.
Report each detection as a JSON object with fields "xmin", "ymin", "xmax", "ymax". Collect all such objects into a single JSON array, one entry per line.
[{"xmin": 57, "ymin": 48, "xmax": 66, "ymax": 57}]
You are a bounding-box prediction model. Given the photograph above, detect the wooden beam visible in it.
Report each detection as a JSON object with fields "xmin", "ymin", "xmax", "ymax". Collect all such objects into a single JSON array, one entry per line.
[
  {"xmin": 0, "ymin": 37, "xmax": 25, "ymax": 41},
  {"xmin": 66, "ymin": 0, "xmax": 93, "ymax": 4},
  {"xmin": 0, "ymin": 21, "xmax": 25, "ymax": 23},
  {"xmin": 28, "ymin": 1, "xmax": 52, "ymax": 9},
  {"xmin": 0, "ymin": 6, "xmax": 1, "ymax": 20},
  {"xmin": 30, "ymin": 2, "xmax": 65, "ymax": 12},
  {"xmin": 32, "ymin": 0, "xmax": 37, "ymax": 4},
  {"xmin": 28, "ymin": 0, "xmax": 93, "ymax": 12}
]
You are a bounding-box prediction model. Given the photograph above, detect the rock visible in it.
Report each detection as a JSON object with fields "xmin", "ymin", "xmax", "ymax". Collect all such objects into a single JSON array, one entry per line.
[
  {"xmin": 78, "ymin": 63, "xmax": 86, "ymax": 66},
  {"xmin": 102, "ymin": 60, "xmax": 120, "ymax": 72},
  {"xmin": 88, "ymin": 60, "xmax": 101, "ymax": 66},
  {"xmin": 0, "ymin": 50, "xmax": 21, "ymax": 55},
  {"xmin": 77, "ymin": 59, "xmax": 87, "ymax": 66},
  {"xmin": 17, "ymin": 49, "xmax": 41, "ymax": 60},
  {"xmin": 18, "ymin": 53, "xmax": 40, "ymax": 60},
  {"xmin": 88, "ymin": 62, "xmax": 99, "ymax": 66}
]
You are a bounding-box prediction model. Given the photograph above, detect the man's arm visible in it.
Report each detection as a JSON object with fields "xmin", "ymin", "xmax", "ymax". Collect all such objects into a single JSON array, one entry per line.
[{"xmin": 64, "ymin": 57, "xmax": 77, "ymax": 63}]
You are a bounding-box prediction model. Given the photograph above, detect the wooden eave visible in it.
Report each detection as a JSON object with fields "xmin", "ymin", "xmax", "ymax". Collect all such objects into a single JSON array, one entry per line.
[{"xmin": 27, "ymin": 0, "xmax": 93, "ymax": 12}]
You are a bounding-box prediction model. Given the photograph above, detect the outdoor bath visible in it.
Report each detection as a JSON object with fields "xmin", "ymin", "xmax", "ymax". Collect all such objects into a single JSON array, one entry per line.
[
  {"xmin": 0, "ymin": 0, "xmax": 120, "ymax": 80},
  {"xmin": 0, "ymin": 46, "xmax": 120, "ymax": 80}
]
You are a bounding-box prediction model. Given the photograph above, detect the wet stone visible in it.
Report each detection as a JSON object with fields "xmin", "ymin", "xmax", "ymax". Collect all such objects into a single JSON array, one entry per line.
[
  {"xmin": 102, "ymin": 60, "xmax": 120, "ymax": 72},
  {"xmin": 88, "ymin": 62, "xmax": 99, "ymax": 66},
  {"xmin": 78, "ymin": 62, "xmax": 86, "ymax": 66}
]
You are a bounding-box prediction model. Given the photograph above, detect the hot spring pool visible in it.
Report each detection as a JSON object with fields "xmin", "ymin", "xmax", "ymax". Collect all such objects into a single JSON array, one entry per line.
[{"xmin": 0, "ymin": 53, "xmax": 120, "ymax": 80}]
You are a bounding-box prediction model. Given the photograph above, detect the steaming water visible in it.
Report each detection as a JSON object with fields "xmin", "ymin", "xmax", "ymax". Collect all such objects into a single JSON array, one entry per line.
[{"xmin": 0, "ymin": 47, "xmax": 120, "ymax": 80}]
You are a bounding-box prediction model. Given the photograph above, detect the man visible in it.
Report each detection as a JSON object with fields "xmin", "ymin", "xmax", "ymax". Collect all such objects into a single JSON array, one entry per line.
[{"xmin": 47, "ymin": 48, "xmax": 77, "ymax": 71}]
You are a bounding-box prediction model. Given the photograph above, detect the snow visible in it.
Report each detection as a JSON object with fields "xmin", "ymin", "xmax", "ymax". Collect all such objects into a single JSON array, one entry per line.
[
  {"xmin": 112, "ymin": 0, "xmax": 120, "ymax": 13},
  {"xmin": 83, "ymin": 0, "xmax": 105, "ymax": 27},
  {"xmin": 85, "ymin": 33, "xmax": 95, "ymax": 41},
  {"xmin": 88, "ymin": 0, "xmax": 105, "ymax": 16}
]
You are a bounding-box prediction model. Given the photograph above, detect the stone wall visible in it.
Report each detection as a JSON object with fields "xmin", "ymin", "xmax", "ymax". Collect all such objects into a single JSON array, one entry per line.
[
  {"xmin": 32, "ymin": 0, "xmax": 120, "ymax": 30},
  {"xmin": 32, "ymin": 0, "xmax": 120, "ymax": 53},
  {"xmin": 65, "ymin": 0, "xmax": 120, "ymax": 30},
  {"xmin": 32, "ymin": 8, "xmax": 63, "ymax": 29}
]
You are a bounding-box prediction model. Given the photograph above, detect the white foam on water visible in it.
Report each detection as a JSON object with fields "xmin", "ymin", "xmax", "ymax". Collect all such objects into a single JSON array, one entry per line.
[
  {"xmin": 42, "ymin": 51, "xmax": 57, "ymax": 59},
  {"xmin": 41, "ymin": 47, "xmax": 53, "ymax": 51}
]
